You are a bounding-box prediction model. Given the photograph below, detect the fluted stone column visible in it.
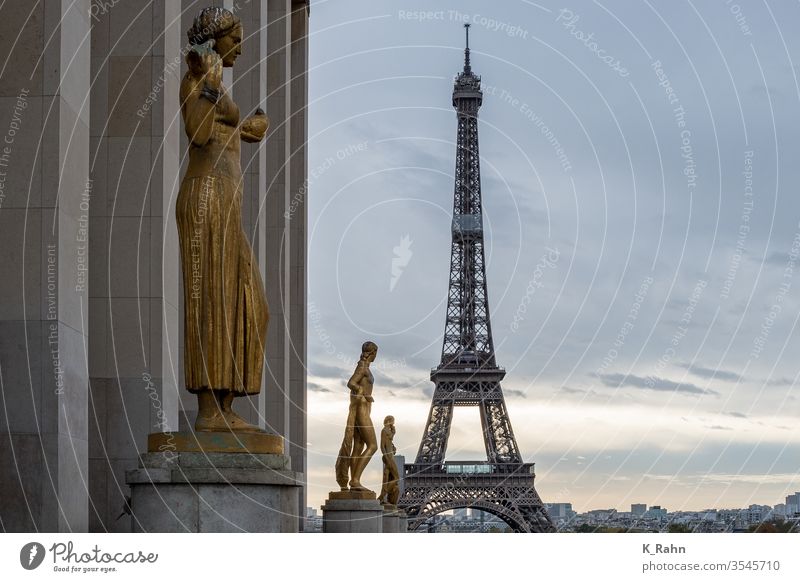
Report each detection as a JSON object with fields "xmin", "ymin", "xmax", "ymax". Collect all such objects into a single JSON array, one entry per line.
[
  {"xmin": 263, "ymin": 0, "xmax": 309, "ymax": 531},
  {"xmin": 86, "ymin": 0, "xmax": 181, "ymax": 532},
  {"xmin": 0, "ymin": 0, "xmax": 91, "ymax": 532},
  {"xmin": 289, "ymin": 0, "xmax": 310, "ymax": 527},
  {"xmin": 264, "ymin": 0, "xmax": 292, "ymax": 447}
]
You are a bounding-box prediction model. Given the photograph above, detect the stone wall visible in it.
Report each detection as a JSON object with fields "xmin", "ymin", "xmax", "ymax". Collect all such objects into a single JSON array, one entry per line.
[{"xmin": 0, "ymin": 0, "xmax": 308, "ymax": 532}]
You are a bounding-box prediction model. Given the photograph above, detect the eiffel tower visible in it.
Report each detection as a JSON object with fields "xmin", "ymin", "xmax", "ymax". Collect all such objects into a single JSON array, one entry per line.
[{"xmin": 398, "ymin": 25, "xmax": 554, "ymax": 533}]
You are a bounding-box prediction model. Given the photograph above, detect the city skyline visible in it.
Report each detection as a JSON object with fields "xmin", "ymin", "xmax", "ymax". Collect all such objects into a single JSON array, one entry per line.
[{"xmin": 305, "ymin": 0, "xmax": 800, "ymax": 516}]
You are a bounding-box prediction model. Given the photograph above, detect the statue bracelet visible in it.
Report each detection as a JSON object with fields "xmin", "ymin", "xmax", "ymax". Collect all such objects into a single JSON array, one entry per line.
[{"xmin": 200, "ymin": 85, "xmax": 221, "ymax": 104}]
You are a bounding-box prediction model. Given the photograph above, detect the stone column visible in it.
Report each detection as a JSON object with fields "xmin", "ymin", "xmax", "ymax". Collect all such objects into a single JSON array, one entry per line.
[
  {"xmin": 86, "ymin": 0, "xmax": 180, "ymax": 532},
  {"xmin": 0, "ymin": 0, "xmax": 91, "ymax": 531},
  {"xmin": 289, "ymin": 0, "xmax": 310, "ymax": 528},
  {"xmin": 263, "ymin": 0, "xmax": 292, "ymax": 449},
  {"xmin": 229, "ymin": 0, "xmax": 266, "ymax": 428}
]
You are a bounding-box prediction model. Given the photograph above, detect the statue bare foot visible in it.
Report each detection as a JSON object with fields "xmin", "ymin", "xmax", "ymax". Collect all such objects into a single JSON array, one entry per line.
[
  {"xmin": 220, "ymin": 391, "xmax": 263, "ymax": 433},
  {"xmin": 195, "ymin": 389, "xmax": 226, "ymax": 432},
  {"xmin": 348, "ymin": 480, "xmax": 374, "ymax": 494},
  {"xmin": 195, "ymin": 389, "xmax": 263, "ymax": 433},
  {"xmin": 195, "ymin": 409, "xmax": 226, "ymax": 432},
  {"xmin": 221, "ymin": 409, "xmax": 263, "ymax": 433}
]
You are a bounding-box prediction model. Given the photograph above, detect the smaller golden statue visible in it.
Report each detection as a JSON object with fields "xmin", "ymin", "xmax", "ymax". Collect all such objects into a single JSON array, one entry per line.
[
  {"xmin": 378, "ymin": 415, "xmax": 400, "ymax": 506},
  {"xmin": 334, "ymin": 342, "xmax": 379, "ymax": 493}
]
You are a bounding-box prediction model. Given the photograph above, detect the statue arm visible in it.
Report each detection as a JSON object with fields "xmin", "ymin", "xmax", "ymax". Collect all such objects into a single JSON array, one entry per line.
[
  {"xmin": 181, "ymin": 79, "xmax": 216, "ymax": 147},
  {"xmin": 181, "ymin": 49, "xmax": 221, "ymax": 148},
  {"xmin": 346, "ymin": 365, "xmax": 365, "ymax": 395}
]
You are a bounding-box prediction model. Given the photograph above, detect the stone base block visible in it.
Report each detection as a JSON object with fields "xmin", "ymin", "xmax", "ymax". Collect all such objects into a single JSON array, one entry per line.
[
  {"xmin": 148, "ymin": 431, "xmax": 283, "ymax": 454},
  {"xmin": 321, "ymin": 497, "xmax": 384, "ymax": 533},
  {"xmin": 382, "ymin": 505, "xmax": 400, "ymax": 533},
  {"xmin": 328, "ymin": 489, "xmax": 376, "ymax": 500},
  {"xmin": 398, "ymin": 511, "xmax": 408, "ymax": 532},
  {"xmin": 126, "ymin": 451, "xmax": 302, "ymax": 532}
]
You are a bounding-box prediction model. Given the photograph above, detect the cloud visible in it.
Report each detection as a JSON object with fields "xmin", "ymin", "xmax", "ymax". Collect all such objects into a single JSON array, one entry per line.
[
  {"xmin": 309, "ymin": 363, "xmax": 349, "ymax": 379},
  {"xmin": 724, "ymin": 411, "xmax": 748, "ymax": 418},
  {"xmin": 505, "ymin": 388, "xmax": 527, "ymax": 398},
  {"xmin": 308, "ymin": 382, "xmax": 332, "ymax": 393},
  {"xmin": 676, "ymin": 362, "xmax": 742, "ymax": 383},
  {"xmin": 764, "ymin": 251, "xmax": 791, "ymax": 266},
  {"xmin": 766, "ymin": 376, "xmax": 795, "ymax": 387},
  {"xmin": 707, "ymin": 425, "xmax": 733, "ymax": 431},
  {"xmin": 594, "ymin": 373, "xmax": 717, "ymax": 396},
  {"xmin": 373, "ymin": 369, "xmax": 412, "ymax": 388}
]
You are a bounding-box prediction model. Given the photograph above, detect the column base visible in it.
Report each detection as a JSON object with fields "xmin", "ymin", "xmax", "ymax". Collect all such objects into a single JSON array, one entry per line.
[
  {"xmin": 147, "ymin": 430, "xmax": 284, "ymax": 454},
  {"xmin": 126, "ymin": 450, "xmax": 302, "ymax": 532},
  {"xmin": 381, "ymin": 504, "xmax": 402, "ymax": 533},
  {"xmin": 321, "ymin": 491, "xmax": 384, "ymax": 533}
]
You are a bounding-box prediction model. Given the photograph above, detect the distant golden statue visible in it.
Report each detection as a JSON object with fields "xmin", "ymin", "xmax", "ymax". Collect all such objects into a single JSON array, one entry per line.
[
  {"xmin": 177, "ymin": 7, "xmax": 269, "ymax": 433},
  {"xmin": 378, "ymin": 415, "xmax": 400, "ymax": 506},
  {"xmin": 335, "ymin": 342, "xmax": 379, "ymax": 492}
]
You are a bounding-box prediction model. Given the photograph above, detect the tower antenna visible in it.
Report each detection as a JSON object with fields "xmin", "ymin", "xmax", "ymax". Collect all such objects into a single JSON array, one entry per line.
[{"xmin": 464, "ymin": 23, "xmax": 471, "ymax": 72}]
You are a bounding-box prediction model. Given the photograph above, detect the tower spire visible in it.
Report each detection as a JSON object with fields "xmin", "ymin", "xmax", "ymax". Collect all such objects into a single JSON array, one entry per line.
[{"xmin": 464, "ymin": 23, "xmax": 471, "ymax": 73}]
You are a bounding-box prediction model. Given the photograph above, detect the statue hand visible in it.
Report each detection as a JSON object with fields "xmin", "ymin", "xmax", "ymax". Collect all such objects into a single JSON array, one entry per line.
[
  {"xmin": 188, "ymin": 42, "xmax": 222, "ymax": 90},
  {"xmin": 240, "ymin": 108, "xmax": 269, "ymax": 142},
  {"xmin": 201, "ymin": 51, "xmax": 223, "ymax": 90}
]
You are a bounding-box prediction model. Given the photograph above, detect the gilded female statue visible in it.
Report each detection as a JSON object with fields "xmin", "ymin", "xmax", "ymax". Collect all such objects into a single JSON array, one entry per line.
[{"xmin": 177, "ymin": 7, "xmax": 269, "ymax": 432}]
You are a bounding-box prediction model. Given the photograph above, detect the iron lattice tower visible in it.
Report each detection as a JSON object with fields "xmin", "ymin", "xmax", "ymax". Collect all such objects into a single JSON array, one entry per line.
[{"xmin": 399, "ymin": 25, "xmax": 554, "ymax": 533}]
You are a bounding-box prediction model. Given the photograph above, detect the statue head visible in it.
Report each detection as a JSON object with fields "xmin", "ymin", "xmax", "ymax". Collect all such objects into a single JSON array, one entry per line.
[
  {"xmin": 383, "ymin": 415, "xmax": 394, "ymax": 426},
  {"xmin": 360, "ymin": 341, "xmax": 378, "ymax": 363},
  {"xmin": 187, "ymin": 7, "xmax": 243, "ymax": 67}
]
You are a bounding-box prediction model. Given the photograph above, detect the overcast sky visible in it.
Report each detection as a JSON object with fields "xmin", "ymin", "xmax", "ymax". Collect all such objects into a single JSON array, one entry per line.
[{"xmin": 303, "ymin": 0, "xmax": 800, "ymax": 515}]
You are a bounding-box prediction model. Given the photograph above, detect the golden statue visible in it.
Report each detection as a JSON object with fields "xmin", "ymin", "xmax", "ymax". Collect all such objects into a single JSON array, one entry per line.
[
  {"xmin": 335, "ymin": 342, "xmax": 379, "ymax": 492},
  {"xmin": 378, "ymin": 415, "xmax": 400, "ymax": 506},
  {"xmin": 177, "ymin": 7, "xmax": 269, "ymax": 433}
]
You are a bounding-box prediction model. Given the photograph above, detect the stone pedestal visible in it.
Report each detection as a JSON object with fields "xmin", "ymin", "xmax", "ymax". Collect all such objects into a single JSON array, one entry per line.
[
  {"xmin": 321, "ymin": 491, "xmax": 384, "ymax": 533},
  {"xmin": 126, "ymin": 450, "xmax": 302, "ymax": 532},
  {"xmin": 398, "ymin": 510, "xmax": 409, "ymax": 532},
  {"xmin": 381, "ymin": 504, "xmax": 401, "ymax": 532}
]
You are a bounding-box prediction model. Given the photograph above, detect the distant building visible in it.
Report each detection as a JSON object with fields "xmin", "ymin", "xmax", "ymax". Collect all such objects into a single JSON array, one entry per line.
[
  {"xmin": 454, "ymin": 508, "xmax": 468, "ymax": 521},
  {"xmin": 644, "ymin": 506, "xmax": 667, "ymax": 520},
  {"xmin": 631, "ymin": 503, "xmax": 647, "ymax": 516},
  {"xmin": 304, "ymin": 507, "xmax": 322, "ymax": 533},
  {"xmin": 546, "ymin": 503, "xmax": 575, "ymax": 521},
  {"xmin": 785, "ymin": 493, "xmax": 800, "ymax": 517},
  {"xmin": 699, "ymin": 510, "xmax": 717, "ymax": 521},
  {"xmin": 746, "ymin": 504, "xmax": 772, "ymax": 525},
  {"xmin": 586, "ymin": 509, "xmax": 617, "ymax": 523}
]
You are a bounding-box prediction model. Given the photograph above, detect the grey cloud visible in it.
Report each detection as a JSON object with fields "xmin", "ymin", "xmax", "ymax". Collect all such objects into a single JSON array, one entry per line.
[
  {"xmin": 766, "ymin": 376, "xmax": 795, "ymax": 387},
  {"xmin": 595, "ymin": 373, "xmax": 717, "ymax": 396},
  {"xmin": 505, "ymin": 388, "xmax": 527, "ymax": 398},
  {"xmin": 309, "ymin": 363, "xmax": 349, "ymax": 378},
  {"xmin": 764, "ymin": 252, "xmax": 790, "ymax": 266},
  {"xmin": 676, "ymin": 362, "xmax": 742, "ymax": 383},
  {"xmin": 724, "ymin": 411, "xmax": 748, "ymax": 418}
]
